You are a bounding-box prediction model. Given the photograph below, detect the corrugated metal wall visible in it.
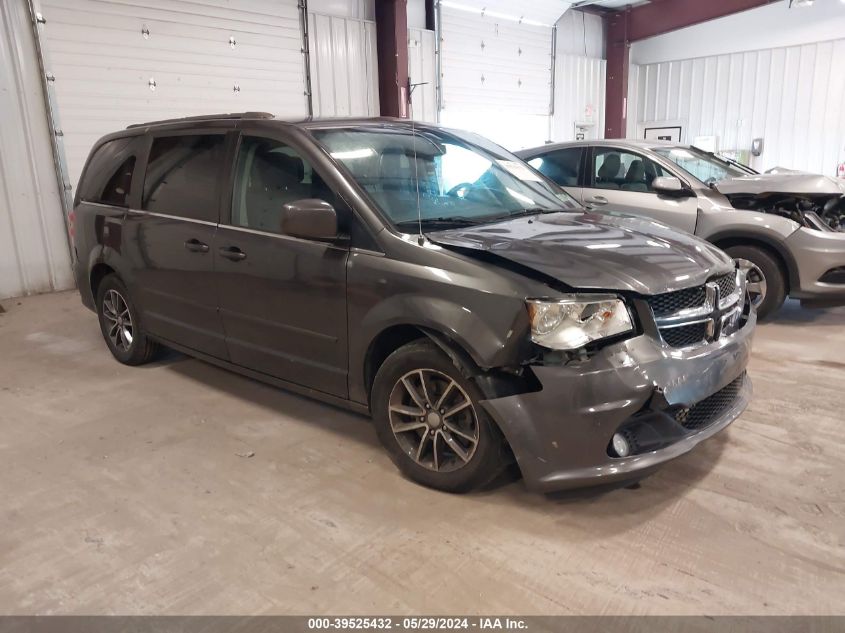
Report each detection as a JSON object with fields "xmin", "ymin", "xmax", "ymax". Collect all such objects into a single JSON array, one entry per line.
[
  {"xmin": 308, "ymin": 13, "xmax": 379, "ymax": 117},
  {"xmin": 0, "ymin": 0, "xmax": 74, "ymax": 299},
  {"xmin": 553, "ymin": 54, "xmax": 605, "ymax": 142},
  {"xmin": 36, "ymin": 0, "xmax": 309, "ymax": 193},
  {"xmin": 407, "ymin": 27, "xmax": 436, "ymax": 123},
  {"xmin": 629, "ymin": 39, "xmax": 845, "ymax": 174},
  {"xmin": 555, "ymin": 9, "xmax": 604, "ymax": 59}
]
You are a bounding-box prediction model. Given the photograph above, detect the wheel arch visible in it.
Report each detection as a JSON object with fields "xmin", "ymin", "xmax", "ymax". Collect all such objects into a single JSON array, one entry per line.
[{"xmin": 709, "ymin": 231, "xmax": 798, "ymax": 294}]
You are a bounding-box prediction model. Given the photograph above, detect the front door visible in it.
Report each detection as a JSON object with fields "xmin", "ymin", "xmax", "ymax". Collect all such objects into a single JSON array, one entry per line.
[
  {"xmin": 125, "ymin": 132, "xmax": 229, "ymax": 359},
  {"xmin": 214, "ymin": 132, "xmax": 349, "ymax": 398},
  {"xmin": 525, "ymin": 146, "xmax": 585, "ymax": 203},
  {"xmin": 584, "ymin": 146, "xmax": 699, "ymax": 234}
]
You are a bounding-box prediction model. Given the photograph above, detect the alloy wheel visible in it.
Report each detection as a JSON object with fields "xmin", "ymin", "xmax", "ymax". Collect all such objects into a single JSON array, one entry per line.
[
  {"xmin": 388, "ymin": 368, "xmax": 480, "ymax": 473},
  {"xmin": 101, "ymin": 289, "xmax": 134, "ymax": 352},
  {"xmin": 736, "ymin": 258, "xmax": 767, "ymax": 309}
]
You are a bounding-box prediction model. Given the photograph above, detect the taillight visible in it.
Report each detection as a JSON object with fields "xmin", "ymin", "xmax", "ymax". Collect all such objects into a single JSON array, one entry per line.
[{"xmin": 68, "ymin": 210, "xmax": 76, "ymax": 238}]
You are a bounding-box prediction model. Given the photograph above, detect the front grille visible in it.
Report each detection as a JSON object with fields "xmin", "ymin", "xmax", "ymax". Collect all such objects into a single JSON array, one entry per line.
[
  {"xmin": 647, "ymin": 286, "xmax": 706, "ymax": 317},
  {"xmin": 716, "ymin": 273, "xmax": 737, "ymax": 298},
  {"xmin": 675, "ymin": 373, "xmax": 746, "ymax": 431},
  {"xmin": 646, "ymin": 272, "xmax": 739, "ymax": 349},
  {"xmin": 661, "ymin": 322, "xmax": 708, "ymax": 348}
]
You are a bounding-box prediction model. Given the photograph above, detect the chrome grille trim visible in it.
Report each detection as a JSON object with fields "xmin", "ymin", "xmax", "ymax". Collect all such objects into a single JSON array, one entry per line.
[{"xmin": 647, "ymin": 269, "xmax": 746, "ymax": 349}]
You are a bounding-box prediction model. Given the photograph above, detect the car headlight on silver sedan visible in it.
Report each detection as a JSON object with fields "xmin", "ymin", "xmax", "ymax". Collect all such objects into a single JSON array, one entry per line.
[{"xmin": 526, "ymin": 295, "xmax": 634, "ymax": 350}]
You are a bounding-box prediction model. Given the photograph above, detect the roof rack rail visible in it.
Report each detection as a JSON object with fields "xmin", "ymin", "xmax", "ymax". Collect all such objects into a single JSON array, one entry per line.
[{"xmin": 127, "ymin": 112, "xmax": 274, "ymax": 129}]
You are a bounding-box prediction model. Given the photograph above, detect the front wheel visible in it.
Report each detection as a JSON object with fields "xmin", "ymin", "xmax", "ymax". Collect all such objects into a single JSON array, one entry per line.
[
  {"xmin": 370, "ymin": 340, "xmax": 508, "ymax": 493},
  {"xmin": 723, "ymin": 245, "xmax": 786, "ymax": 320}
]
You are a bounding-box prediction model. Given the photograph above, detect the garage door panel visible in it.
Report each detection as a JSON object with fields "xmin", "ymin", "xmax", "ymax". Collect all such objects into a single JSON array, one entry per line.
[
  {"xmin": 47, "ymin": 0, "xmax": 301, "ymax": 30},
  {"xmin": 440, "ymin": 3, "xmax": 564, "ymax": 119},
  {"xmin": 37, "ymin": 0, "xmax": 308, "ymax": 192}
]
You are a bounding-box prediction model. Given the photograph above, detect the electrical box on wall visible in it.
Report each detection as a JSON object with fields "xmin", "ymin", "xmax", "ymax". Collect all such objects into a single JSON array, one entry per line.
[{"xmin": 574, "ymin": 122, "xmax": 594, "ymax": 141}]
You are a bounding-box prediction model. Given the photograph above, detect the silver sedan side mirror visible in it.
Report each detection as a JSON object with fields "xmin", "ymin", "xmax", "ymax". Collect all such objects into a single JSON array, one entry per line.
[{"xmin": 652, "ymin": 176, "xmax": 684, "ymax": 193}]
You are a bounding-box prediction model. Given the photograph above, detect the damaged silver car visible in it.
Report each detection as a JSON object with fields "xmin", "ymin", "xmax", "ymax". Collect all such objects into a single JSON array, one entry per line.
[{"xmin": 517, "ymin": 140, "xmax": 845, "ymax": 318}]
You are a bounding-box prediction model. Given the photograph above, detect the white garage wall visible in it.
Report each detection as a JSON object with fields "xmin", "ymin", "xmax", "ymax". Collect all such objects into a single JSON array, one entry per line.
[
  {"xmin": 407, "ymin": 28, "xmax": 437, "ymax": 123},
  {"xmin": 35, "ymin": 0, "xmax": 309, "ymax": 193},
  {"xmin": 553, "ymin": 54, "xmax": 605, "ymax": 143},
  {"xmin": 308, "ymin": 13, "xmax": 379, "ymax": 117},
  {"xmin": 629, "ymin": 39, "xmax": 845, "ymax": 174},
  {"xmin": 551, "ymin": 9, "xmax": 605, "ymax": 143},
  {"xmin": 0, "ymin": 0, "xmax": 74, "ymax": 299}
]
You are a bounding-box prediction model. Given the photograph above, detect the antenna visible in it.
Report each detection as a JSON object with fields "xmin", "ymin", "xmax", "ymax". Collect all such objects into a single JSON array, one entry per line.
[{"xmin": 408, "ymin": 80, "xmax": 428, "ymax": 246}]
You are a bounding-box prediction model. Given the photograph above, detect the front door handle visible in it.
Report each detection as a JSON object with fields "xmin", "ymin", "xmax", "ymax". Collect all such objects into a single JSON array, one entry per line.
[
  {"xmin": 218, "ymin": 246, "xmax": 247, "ymax": 261},
  {"xmin": 184, "ymin": 238, "xmax": 209, "ymax": 253},
  {"xmin": 585, "ymin": 195, "xmax": 608, "ymax": 205}
]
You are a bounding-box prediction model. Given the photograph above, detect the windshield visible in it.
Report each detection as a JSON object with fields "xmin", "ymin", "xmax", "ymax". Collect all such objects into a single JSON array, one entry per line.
[
  {"xmin": 311, "ymin": 126, "xmax": 578, "ymax": 231},
  {"xmin": 653, "ymin": 146, "xmax": 752, "ymax": 185}
]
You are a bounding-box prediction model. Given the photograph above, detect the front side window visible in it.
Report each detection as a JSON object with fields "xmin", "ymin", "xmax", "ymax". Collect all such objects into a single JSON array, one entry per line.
[
  {"xmin": 311, "ymin": 127, "xmax": 576, "ymax": 231},
  {"xmin": 142, "ymin": 134, "xmax": 226, "ymax": 221},
  {"xmin": 231, "ymin": 136, "xmax": 334, "ymax": 234},
  {"xmin": 652, "ymin": 146, "xmax": 750, "ymax": 184},
  {"xmin": 527, "ymin": 147, "xmax": 583, "ymax": 186},
  {"xmin": 592, "ymin": 148, "xmax": 667, "ymax": 192},
  {"xmin": 79, "ymin": 138, "xmax": 138, "ymax": 207}
]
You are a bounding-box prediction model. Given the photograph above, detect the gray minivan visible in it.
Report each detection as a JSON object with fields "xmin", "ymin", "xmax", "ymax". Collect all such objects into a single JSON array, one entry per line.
[{"xmin": 72, "ymin": 114, "xmax": 754, "ymax": 493}]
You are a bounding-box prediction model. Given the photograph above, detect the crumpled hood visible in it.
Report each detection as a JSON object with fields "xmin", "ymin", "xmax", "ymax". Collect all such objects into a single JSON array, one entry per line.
[
  {"xmin": 715, "ymin": 171, "xmax": 845, "ymax": 196},
  {"xmin": 428, "ymin": 211, "xmax": 734, "ymax": 294}
]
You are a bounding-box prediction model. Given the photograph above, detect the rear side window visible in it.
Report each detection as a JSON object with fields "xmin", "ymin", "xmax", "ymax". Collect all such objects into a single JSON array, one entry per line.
[
  {"xmin": 79, "ymin": 138, "xmax": 138, "ymax": 207},
  {"xmin": 527, "ymin": 147, "xmax": 583, "ymax": 186},
  {"xmin": 142, "ymin": 134, "xmax": 226, "ymax": 222}
]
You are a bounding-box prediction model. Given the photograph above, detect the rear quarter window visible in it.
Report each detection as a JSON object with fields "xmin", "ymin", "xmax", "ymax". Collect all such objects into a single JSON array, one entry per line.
[{"xmin": 78, "ymin": 138, "xmax": 138, "ymax": 207}]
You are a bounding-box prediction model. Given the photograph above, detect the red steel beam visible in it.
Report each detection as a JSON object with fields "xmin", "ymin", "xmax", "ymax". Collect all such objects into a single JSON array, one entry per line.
[
  {"xmin": 625, "ymin": 0, "xmax": 776, "ymax": 43},
  {"xmin": 375, "ymin": 0, "xmax": 410, "ymax": 118},
  {"xmin": 603, "ymin": 0, "xmax": 775, "ymax": 138},
  {"xmin": 604, "ymin": 8, "xmax": 629, "ymax": 139}
]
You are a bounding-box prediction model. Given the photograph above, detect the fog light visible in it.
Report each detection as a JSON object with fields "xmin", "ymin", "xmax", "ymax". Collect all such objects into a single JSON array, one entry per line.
[{"xmin": 612, "ymin": 433, "xmax": 630, "ymax": 457}]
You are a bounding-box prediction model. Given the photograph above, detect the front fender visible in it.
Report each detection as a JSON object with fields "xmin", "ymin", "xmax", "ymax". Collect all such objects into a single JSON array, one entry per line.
[{"xmin": 358, "ymin": 294, "xmax": 529, "ymax": 371}]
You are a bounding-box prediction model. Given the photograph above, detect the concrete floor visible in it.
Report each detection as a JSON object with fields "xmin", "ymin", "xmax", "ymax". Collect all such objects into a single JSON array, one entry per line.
[{"xmin": 0, "ymin": 290, "xmax": 843, "ymax": 615}]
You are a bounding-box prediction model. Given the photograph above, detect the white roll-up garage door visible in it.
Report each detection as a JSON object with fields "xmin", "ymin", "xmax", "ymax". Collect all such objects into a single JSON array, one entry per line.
[
  {"xmin": 438, "ymin": 0, "xmax": 570, "ymax": 149},
  {"xmin": 34, "ymin": 0, "xmax": 308, "ymax": 193}
]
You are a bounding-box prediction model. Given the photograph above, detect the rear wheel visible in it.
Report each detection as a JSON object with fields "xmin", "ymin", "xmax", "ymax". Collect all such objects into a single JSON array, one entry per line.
[
  {"xmin": 371, "ymin": 340, "xmax": 507, "ymax": 493},
  {"xmin": 723, "ymin": 245, "xmax": 786, "ymax": 320},
  {"xmin": 96, "ymin": 274, "xmax": 159, "ymax": 365}
]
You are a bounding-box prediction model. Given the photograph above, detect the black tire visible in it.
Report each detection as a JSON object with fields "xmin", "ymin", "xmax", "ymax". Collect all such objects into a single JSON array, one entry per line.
[
  {"xmin": 95, "ymin": 274, "xmax": 159, "ymax": 365},
  {"xmin": 723, "ymin": 245, "xmax": 786, "ymax": 320},
  {"xmin": 370, "ymin": 340, "xmax": 508, "ymax": 493}
]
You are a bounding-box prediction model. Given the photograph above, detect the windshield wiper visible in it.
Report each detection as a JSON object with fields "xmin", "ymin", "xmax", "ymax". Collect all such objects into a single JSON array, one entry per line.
[{"xmin": 394, "ymin": 217, "xmax": 486, "ymax": 230}]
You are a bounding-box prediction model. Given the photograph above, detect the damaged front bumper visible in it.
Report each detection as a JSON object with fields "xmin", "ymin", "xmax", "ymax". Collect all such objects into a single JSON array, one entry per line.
[
  {"xmin": 480, "ymin": 310, "xmax": 755, "ymax": 492},
  {"xmin": 786, "ymin": 227, "xmax": 845, "ymax": 306}
]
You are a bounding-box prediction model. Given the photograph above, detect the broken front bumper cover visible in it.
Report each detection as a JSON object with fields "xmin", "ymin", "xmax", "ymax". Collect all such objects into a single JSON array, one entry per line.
[
  {"xmin": 786, "ymin": 227, "xmax": 845, "ymax": 306},
  {"xmin": 480, "ymin": 311, "xmax": 755, "ymax": 492}
]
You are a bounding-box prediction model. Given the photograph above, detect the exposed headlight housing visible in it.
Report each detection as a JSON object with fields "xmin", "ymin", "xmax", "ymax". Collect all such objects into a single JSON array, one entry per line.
[{"xmin": 526, "ymin": 295, "xmax": 634, "ymax": 350}]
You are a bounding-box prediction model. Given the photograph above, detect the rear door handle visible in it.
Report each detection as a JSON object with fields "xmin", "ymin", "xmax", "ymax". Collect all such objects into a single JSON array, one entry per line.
[
  {"xmin": 218, "ymin": 246, "xmax": 247, "ymax": 261},
  {"xmin": 184, "ymin": 238, "xmax": 209, "ymax": 253},
  {"xmin": 585, "ymin": 195, "xmax": 608, "ymax": 205}
]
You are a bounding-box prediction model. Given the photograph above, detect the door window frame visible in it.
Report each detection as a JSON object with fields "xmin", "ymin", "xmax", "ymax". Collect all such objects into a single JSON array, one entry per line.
[{"xmin": 221, "ymin": 125, "xmax": 377, "ymax": 251}]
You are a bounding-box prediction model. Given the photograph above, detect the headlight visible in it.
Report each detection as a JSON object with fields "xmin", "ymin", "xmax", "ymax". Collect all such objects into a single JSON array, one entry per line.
[{"xmin": 526, "ymin": 295, "xmax": 633, "ymax": 350}]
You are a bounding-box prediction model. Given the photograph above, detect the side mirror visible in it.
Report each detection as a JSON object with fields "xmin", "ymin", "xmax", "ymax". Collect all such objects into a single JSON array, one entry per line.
[
  {"xmin": 280, "ymin": 198, "xmax": 339, "ymax": 241},
  {"xmin": 652, "ymin": 176, "xmax": 692, "ymax": 197}
]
